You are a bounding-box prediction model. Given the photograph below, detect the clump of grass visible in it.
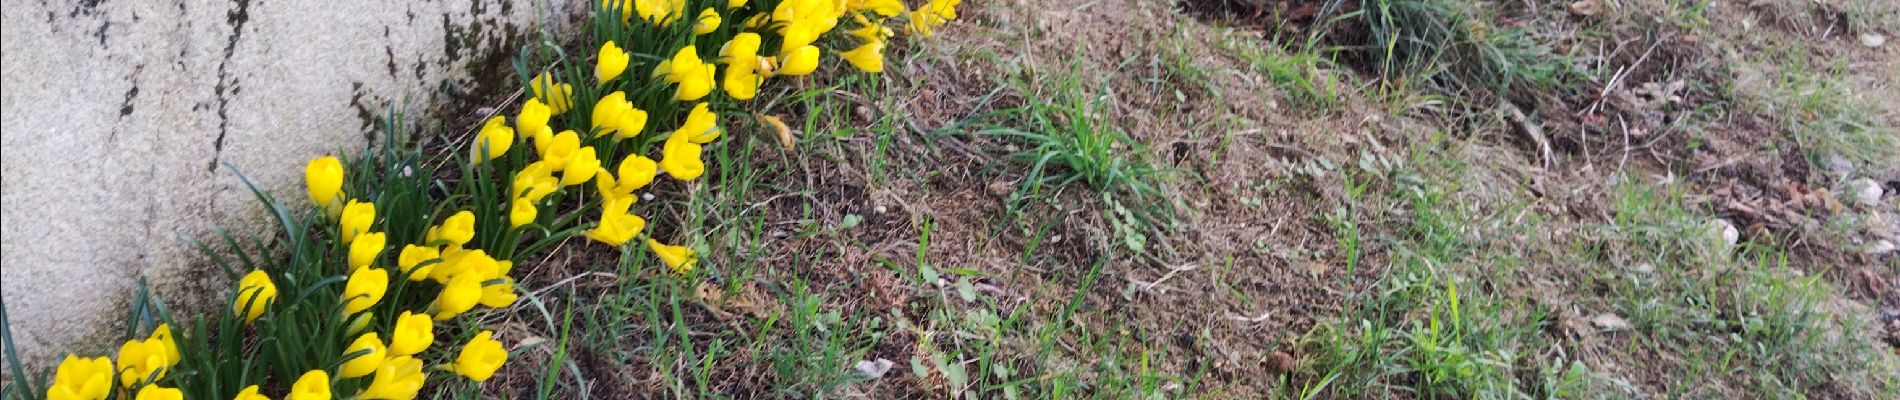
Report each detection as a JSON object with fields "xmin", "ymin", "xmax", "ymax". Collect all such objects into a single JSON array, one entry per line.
[{"xmin": 980, "ymin": 64, "xmax": 1173, "ymax": 253}]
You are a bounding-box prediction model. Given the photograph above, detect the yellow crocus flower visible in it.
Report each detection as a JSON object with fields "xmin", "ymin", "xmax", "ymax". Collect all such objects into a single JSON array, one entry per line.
[
  {"xmin": 591, "ymin": 91, "xmax": 632, "ymax": 138},
  {"xmin": 388, "ymin": 311, "xmax": 434, "ymax": 356},
  {"xmin": 433, "ymin": 272, "xmax": 482, "ymax": 321},
  {"xmin": 512, "ymin": 166, "xmax": 559, "ymax": 203},
  {"xmin": 614, "ymin": 106, "xmax": 649, "ymax": 140},
  {"xmin": 133, "ymin": 385, "xmax": 183, "ymax": 400},
  {"xmin": 305, "ymin": 156, "xmax": 345, "ymax": 210},
  {"xmin": 530, "ymin": 72, "xmax": 574, "ymax": 113},
  {"xmin": 362, "ymin": 355, "xmax": 425, "ymax": 400},
  {"xmin": 46, "ymin": 354, "xmax": 113, "ymax": 400},
  {"xmin": 694, "ymin": 9, "xmax": 722, "ymax": 35},
  {"xmin": 287, "ymin": 370, "xmax": 331, "ymax": 400},
  {"xmin": 594, "ymin": 168, "xmax": 625, "ymax": 200},
  {"xmin": 516, "ymin": 98, "xmax": 552, "ymax": 139},
  {"xmin": 660, "ymin": 46, "xmax": 718, "ymax": 101},
  {"xmin": 433, "ymin": 211, "xmax": 477, "ymax": 247},
  {"xmin": 395, "ymin": 244, "xmax": 439, "ymax": 281},
  {"xmin": 348, "ymin": 232, "xmax": 387, "ymax": 271},
  {"xmin": 615, "ymin": 155, "xmax": 659, "ymax": 192},
  {"xmin": 534, "ymin": 130, "xmax": 582, "ymax": 170},
  {"xmin": 560, "ymin": 147, "xmax": 601, "ymax": 186},
  {"xmin": 676, "ymin": 102, "xmax": 722, "ymax": 144},
  {"xmin": 471, "ymin": 116, "xmax": 514, "ymax": 164},
  {"xmin": 234, "ymin": 270, "xmax": 277, "ymax": 324},
  {"xmin": 585, "ymin": 204, "xmax": 647, "ymax": 247},
  {"xmin": 846, "ymin": 14, "xmax": 894, "ymax": 42},
  {"xmin": 509, "ymin": 198, "xmax": 537, "ymax": 228},
  {"xmin": 480, "ymin": 276, "xmax": 519, "ymax": 308},
  {"xmin": 647, "ymin": 239, "xmax": 697, "ymax": 275},
  {"xmin": 338, "ymin": 200, "xmax": 375, "ymax": 244},
  {"xmin": 596, "ymin": 41, "xmax": 630, "ymax": 83},
  {"xmin": 840, "ymin": 41, "xmax": 885, "ymax": 73},
  {"xmin": 452, "ymin": 331, "xmax": 509, "ymax": 382},
  {"xmin": 233, "ymin": 385, "xmax": 269, "ymax": 400},
  {"xmin": 719, "ymin": 33, "xmax": 764, "ymax": 100},
  {"xmin": 658, "ymin": 130, "xmax": 706, "ymax": 181},
  {"xmin": 339, "ymin": 333, "xmax": 387, "ymax": 379},
  {"xmin": 728, "ymin": 0, "xmax": 748, "ymax": 10},
  {"xmin": 339, "ymin": 267, "xmax": 389, "ymax": 315},
  {"xmin": 907, "ymin": 0, "xmax": 961, "ymax": 37},
  {"xmin": 778, "ymin": 45, "xmax": 821, "ymax": 76},
  {"xmin": 116, "ymin": 324, "xmax": 179, "ymax": 388}
]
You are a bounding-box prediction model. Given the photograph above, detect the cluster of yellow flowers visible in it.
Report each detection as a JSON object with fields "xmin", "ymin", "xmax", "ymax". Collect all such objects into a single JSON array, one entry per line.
[{"xmin": 44, "ymin": 1, "xmax": 958, "ymax": 399}]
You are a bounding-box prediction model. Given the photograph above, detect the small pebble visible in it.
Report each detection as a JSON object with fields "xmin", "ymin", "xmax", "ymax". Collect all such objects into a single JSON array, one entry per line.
[
  {"xmin": 1862, "ymin": 33, "xmax": 1888, "ymax": 48},
  {"xmin": 1845, "ymin": 178, "xmax": 1885, "ymax": 208}
]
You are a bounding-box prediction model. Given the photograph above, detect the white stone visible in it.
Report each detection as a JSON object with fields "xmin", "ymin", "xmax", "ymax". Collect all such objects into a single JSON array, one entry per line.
[
  {"xmin": 1862, "ymin": 33, "xmax": 1888, "ymax": 48},
  {"xmin": 1845, "ymin": 178, "xmax": 1885, "ymax": 208},
  {"xmin": 2, "ymin": 0, "xmax": 580, "ymax": 367}
]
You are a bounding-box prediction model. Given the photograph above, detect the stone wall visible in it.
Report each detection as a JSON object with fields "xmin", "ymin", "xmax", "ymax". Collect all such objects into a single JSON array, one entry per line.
[{"xmin": 1, "ymin": 0, "xmax": 577, "ymax": 368}]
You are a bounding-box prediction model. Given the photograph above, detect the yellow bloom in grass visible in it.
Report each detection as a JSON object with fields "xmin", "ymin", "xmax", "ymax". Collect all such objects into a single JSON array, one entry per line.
[
  {"xmin": 396, "ymin": 244, "xmax": 439, "ymax": 281},
  {"xmin": 339, "ymin": 200, "xmax": 375, "ymax": 244},
  {"xmin": 560, "ymin": 147, "xmax": 602, "ymax": 186},
  {"xmin": 430, "ymin": 211, "xmax": 477, "ymax": 247},
  {"xmin": 305, "ymin": 156, "xmax": 346, "ymax": 210},
  {"xmin": 616, "ymin": 155, "xmax": 660, "ymax": 192},
  {"xmin": 512, "ymin": 162, "xmax": 560, "ymax": 202},
  {"xmin": 676, "ymin": 102, "xmax": 722, "ymax": 144},
  {"xmin": 720, "ymin": 33, "xmax": 764, "ymax": 100},
  {"xmin": 694, "ymin": 8, "xmax": 722, "ymax": 35},
  {"xmin": 349, "ymin": 232, "xmax": 387, "ymax": 271},
  {"xmin": 907, "ymin": 0, "xmax": 961, "ymax": 37},
  {"xmin": 633, "ymin": 0, "xmax": 685, "ymax": 24},
  {"xmin": 388, "ymin": 311, "xmax": 434, "ymax": 356},
  {"xmin": 340, "ymin": 267, "xmax": 389, "ymax": 314},
  {"xmin": 840, "ymin": 41, "xmax": 885, "ymax": 73},
  {"xmin": 659, "ymin": 129, "xmax": 706, "ymax": 180},
  {"xmin": 850, "ymin": 0, "xmax": 905, "ymax": 16},
  {"xmin": 433, "ymin": 273, "xmax": 483, "ymax": 321},
  {"xmin": 480, "ymin": 276, "xmax": 519, "ymax": 308},
  {"xmin": 452, "ymin": 331, "xmax": 509, "ymax": 382},
  {"xmin": 471, "ymin": 116, "xmax": 514, "ymax": 164},
  {"xmin": 509, "ymin": 198, "xmax": 537, "ymax": 228},
  {"xmin": 647, "ymin": 239, "xmax": 697, "ymax": 275},
  {"xmin": 133, "ymin": 386, "xmax": 183, "ymax": 400},
  {"xmin": 288, "ymin": 370, "xmax": 331, "ymax": 400},
  {"xmin": 534, "ymin": 129, "xmax": 582, "ymax": 170},
  {"xmin": 430, "ymin": 247, "xmax": 499, "ymax": 283},
  {"xmin": 846, "ymin": 14, "xmax": 894, "ymax": 42},
  {"xmin": 234, "ymin": 270, "xmax": 278, "ymax": 324},
  {"xmin": 585, "ymin": 199, "xmax": 647, "ymax": 247},
  {"xmin": 116, "ymin": 324, "xmax": 179, "ymax": 387},
  {"xmin": 591, "ymin": 91, "xmax": 633, "ymax": 138},
  {"xmin": 531, "ymin": 72, "xmax": 574, "ymax": 113},
  {"xmin": 517, "ymin": 98, "xmax": 552, "ymax": 139},
  {"xmin": 339, "ymin": 333, "xmax": 387, "ymax": 379},
  {"xmin": 777, "ymin": 45, "xmax": 821, "ymax": 76},
  {"xmin": 595, "ymin": 168, "xmax": 631, "ymax": 202},
  {"xmin": 596, "ymin": 41, "xmax": 631, "ymax": 83},
  {"xmin": 658, "ymin": 46, "xmax": 717, "ymax": 101},
  {"xmin": 46, "ymin": 354, "xmax": 113, "ymax": 400},
  {"xmin": 362, "ymin": 355, "xmax": 425, "ymax": 400},
  {"xmin": 233, "ymin": 385, "xmax": 269, "ymax": 400},
  {"xmin": 728, "ymin": 0, "xmax": 748, "ymax": 9}
]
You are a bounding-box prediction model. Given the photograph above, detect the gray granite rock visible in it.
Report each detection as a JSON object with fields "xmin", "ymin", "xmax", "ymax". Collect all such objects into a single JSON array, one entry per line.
[{"xmin": 2, "ymin": 0, "xmax": 577, "ymax": 368}]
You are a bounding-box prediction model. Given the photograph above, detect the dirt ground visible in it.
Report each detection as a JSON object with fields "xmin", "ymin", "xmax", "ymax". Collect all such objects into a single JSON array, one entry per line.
[{"xmin": 471, "ymin": 0, "xmax": 1899, "ymax": 398}]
